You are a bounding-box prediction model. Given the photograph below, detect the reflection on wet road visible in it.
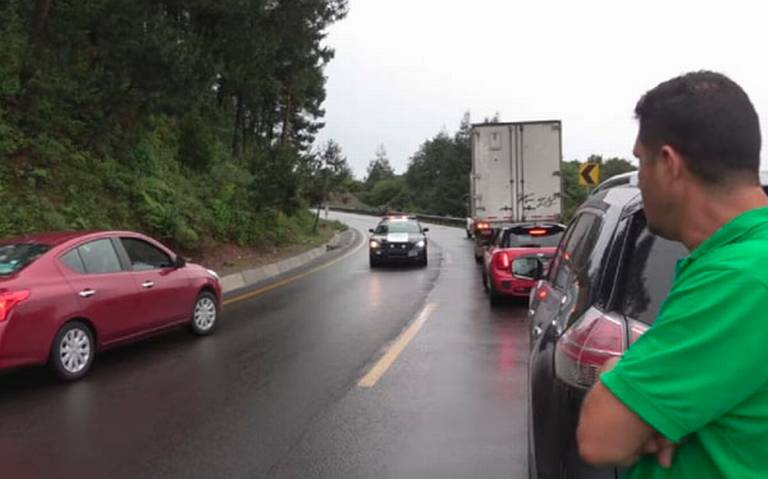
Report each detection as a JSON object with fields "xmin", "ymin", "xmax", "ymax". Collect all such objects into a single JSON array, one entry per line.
[{"xmin": 0, "ymin": 212, "xmax": 530, "ymax": 479}]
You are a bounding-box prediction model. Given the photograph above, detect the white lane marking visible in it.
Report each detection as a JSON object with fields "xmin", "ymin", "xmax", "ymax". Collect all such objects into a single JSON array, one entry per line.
[{"xmin": 358, "ymin": 303, "xmax": 437, "ymax": 388}]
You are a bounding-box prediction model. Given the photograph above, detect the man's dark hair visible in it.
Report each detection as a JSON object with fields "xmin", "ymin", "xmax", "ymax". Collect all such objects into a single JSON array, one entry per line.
[{"xmin": 635, "ymin": 71, "xmax": 761, "ymax": 185}]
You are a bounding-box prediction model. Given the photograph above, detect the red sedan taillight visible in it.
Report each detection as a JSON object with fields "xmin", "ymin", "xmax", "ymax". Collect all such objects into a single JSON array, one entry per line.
[
  {"xmin": 0, "ymin": 290, "xmax": 30, "ymax": 322},
  {"xmin": 494, "ymin": 252, "xmax": 510, "ymax": 270},
  {"xmin": 554, "ymin": 310, "xmax": 649, "ymax": 388}
]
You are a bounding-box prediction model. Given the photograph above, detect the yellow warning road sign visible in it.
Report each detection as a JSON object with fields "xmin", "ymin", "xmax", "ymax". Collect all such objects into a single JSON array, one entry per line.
[{"xmin": 579, "ymin": 163, "xmax": 600, "ymax": 186}]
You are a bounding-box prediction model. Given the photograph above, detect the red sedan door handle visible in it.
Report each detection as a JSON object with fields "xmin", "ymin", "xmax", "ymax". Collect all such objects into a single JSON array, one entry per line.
[
  {"xmin": 141, "ymin": 281, "xmax": 155, "ymax": 289},
  {"xmin": 79, "ymin": 289, "xmax": 96, "ymax": 298}
]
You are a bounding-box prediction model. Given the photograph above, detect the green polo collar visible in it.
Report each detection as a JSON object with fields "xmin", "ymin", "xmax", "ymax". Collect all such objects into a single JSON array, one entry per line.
[
  {"xmin": 676, "ymin": 207, "xmax": 768, "ymax": 276},
  {"xmin": 692, "ymin": 206, "xmax": 768, "ymax": 257}
]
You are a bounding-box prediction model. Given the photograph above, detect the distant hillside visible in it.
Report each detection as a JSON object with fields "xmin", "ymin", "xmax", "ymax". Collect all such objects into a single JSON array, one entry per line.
[{"xmin": 0, "ymin": 1, "xmax": 349, "ymax": 251}]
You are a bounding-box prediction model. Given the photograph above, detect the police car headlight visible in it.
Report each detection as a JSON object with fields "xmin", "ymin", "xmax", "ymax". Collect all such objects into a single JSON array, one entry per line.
[
  {"xmin": 416, "ymin": 240, "xmax": 426, "ymax": 248},
  {"xmin": 370, "ymin": 240, "xmax": 381, "ymax": 249}
]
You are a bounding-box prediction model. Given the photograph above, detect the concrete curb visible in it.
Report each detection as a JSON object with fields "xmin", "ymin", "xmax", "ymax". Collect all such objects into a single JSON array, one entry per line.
[{"xmin": 220, "ymin": 229, "xmax": 356, "ymax": 294}]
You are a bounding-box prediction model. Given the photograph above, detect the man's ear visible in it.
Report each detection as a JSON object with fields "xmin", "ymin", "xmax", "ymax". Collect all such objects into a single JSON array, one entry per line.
[{"xmin": 659, "ymin": 145, "xmax": 686, "ymax": 182}]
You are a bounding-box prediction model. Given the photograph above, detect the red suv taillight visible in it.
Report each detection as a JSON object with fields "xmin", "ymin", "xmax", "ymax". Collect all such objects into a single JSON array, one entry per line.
[
  {"xmin": 555, "ymin": 309, "xmax": 627, "ymax": 388},
  {"xmin": 494, "ymin": 252, "xmax": 510, "ymax": 270},
  {"xmin": 0, "ymin": 290, "xmax": 30, "ymax": 322}
]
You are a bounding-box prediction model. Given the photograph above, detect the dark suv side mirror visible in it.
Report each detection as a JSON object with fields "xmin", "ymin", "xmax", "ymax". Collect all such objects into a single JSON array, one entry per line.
[
  {"xmin": 369, "ymin": 228, "xmax": 375, "ymax": 233},
  {"xmin": 422, "ymin": 228, "xmax": 430, "ymax": 233}
]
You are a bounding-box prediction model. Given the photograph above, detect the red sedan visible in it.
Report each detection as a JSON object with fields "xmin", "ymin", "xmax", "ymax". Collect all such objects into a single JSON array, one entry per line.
[
  {"xmin": 0, "ymin": 231, "xmax": 222, "ymax": 380},
  {"xmin": 482, "ymin": 224, "xmax": 564, "ymax": 306}
]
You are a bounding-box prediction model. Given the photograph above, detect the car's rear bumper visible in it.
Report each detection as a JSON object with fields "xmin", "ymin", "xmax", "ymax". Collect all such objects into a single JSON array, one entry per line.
[
  {"xmin": 490, "ymin": 273, "xmax": 535, "ymax": 297},
  {"xmin": 0, "ymin": 321, "xmax": 41, "ymax": 371}
]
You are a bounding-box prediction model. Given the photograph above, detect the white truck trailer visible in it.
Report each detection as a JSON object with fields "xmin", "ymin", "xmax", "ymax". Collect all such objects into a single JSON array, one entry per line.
[{"xmin": 468, "ymin": 121, "xmax": 563, "ymax": 260}]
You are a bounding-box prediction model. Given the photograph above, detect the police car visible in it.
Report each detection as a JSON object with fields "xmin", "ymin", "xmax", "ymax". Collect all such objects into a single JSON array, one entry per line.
[{"xmin": 368, "ymin": 216, "xmax": 429, "ymax": 267}]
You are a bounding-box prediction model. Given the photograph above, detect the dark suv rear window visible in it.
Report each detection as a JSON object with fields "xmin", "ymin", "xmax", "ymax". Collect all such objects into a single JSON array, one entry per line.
[
  {"xmin": 0, "ymin": 243, "xmax": 51, "ymax": 276},
  {"xmin": 619, "ymin": 213, "xmax": 689, "ymax": 325}
]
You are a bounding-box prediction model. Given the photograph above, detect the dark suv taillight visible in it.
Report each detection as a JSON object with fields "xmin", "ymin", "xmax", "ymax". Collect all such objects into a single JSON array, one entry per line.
[{"xmin": 554, "ymin": 309, "xmax": 627, "ymax": 388}]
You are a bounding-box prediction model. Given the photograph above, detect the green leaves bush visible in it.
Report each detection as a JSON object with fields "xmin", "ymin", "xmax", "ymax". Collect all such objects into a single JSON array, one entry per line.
[
  {"xmin": 0, "ymin": 1, "xmax": 349, "ymax": 252},
  {"xmin": 0, "ymin": 118, "xmax": 324, "ymax": 252}
]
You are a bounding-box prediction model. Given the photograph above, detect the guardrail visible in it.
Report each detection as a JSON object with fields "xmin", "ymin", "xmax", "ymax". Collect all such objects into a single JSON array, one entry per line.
[
  {"xmin": 412, "ymin": 213, "xmax": 465, "ymax": 228},
  {"xmin": 328, "ymin": 207, "xmax": 465, "ymax": 228}
]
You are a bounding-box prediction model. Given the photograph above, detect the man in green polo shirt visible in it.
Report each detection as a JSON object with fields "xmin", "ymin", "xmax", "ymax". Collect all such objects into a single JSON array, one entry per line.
[{"xmin": 576, "ymin": 71, "xmax": 768, "ymax": 478}]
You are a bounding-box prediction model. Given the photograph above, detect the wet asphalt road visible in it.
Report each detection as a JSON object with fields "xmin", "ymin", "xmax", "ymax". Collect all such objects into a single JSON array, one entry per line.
[{"xmin": 0, "ymin": 212, "xmax": 530, "ymax": 479}]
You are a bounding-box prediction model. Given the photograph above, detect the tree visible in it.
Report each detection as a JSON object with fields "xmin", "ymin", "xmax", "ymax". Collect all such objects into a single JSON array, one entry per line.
[
  {"xmin": 0, "ymin": 0, "xmax": 353, "ymax": 249},
  {"xmin": 365, "ymin": 144, "xmax": 395, "ymax": 186},
  {"xmin": 402, "ymin": 113, "xmax": 472, "ymax": 217},
  {"xmin": 561, "ymin": 160, "xmax": 589, "ymax": 222},
  {"xmin": 368, "ymin": 177, "xmax": 407, "ymax": 210},
  {"xmin": 323, "ymin": 140, "xmax": 354, "ymax": 188},
  {"xmin": 302, "ymin": 139, "xmax": 353, "ymax": 230},
  {"xmin": 601, "ymin": 157, "xmax": 637, "ymax": 180}
]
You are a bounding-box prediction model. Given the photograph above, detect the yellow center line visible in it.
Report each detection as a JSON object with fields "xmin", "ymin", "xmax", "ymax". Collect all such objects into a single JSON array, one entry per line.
[
  {"xmin": 223, "ymin": 228, "xmax": 365, "ymax": 306},
  {"xmin": 358, "ymin": 302, "xmax": 437, "ymax": 388}
]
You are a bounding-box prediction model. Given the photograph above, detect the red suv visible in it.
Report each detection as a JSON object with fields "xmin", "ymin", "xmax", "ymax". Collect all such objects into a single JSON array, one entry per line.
[
  {"xmin": 482, "ymin": 223, "xmax": 564, "ymax": 306},
  {"xmin": 0, "ymin": 231, "xmax": 222, "ymax": 380}
]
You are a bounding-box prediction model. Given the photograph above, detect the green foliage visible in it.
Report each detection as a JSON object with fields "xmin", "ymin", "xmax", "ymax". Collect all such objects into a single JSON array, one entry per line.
[
  {"xmin": 365, "ymin": 145, "xmax": 396, "ymax": 187},
  {"xmin": 249, "ymin": 146, "xmax": 303, "ymax": 215},
  {"xmin": 347, "ymin": 113, "xmax": 472, "ymax": 217},
  {"xmin": 561, "ymin": 160, "xmax": 589, "ymax": 223},
  {"xmin": 402, "ymin": 112, "xmax": 472, "ymax": 217},
  {"xmin": 301, "ymin": 139, "xmax": 354, "ymax": 205},
  {"xmin": 177, "ymin": 112, "xmax": 216, "ymax": 171},
  {"xmin": 0, "ymin": 2, "xmax": 24, "ymax": 98},
  {"xmin": 600, "ymin": 156, "xmax": 638, "ymax": 180},
  {"xmin": 0, "ymin": 0, "xmax": 349, "ymax": 252},
  {"xmin": 0, "ymin": 117, "xmax": 23, "ymax": 157},
  {"xmin": 366, "ymin": 177, "xmax": 408, "ymax": 209}
]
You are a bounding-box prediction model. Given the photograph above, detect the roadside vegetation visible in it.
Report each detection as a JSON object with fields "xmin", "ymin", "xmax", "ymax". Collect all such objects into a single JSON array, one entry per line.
[
  {"xmin": 0, "ymin": 0, "xmax": 635, "ymax": 254},
  {"xmin": 0, "ymin": 0, "xmax": 350, "ymax": 254},
  {"xmin": 341, "ymin": 114, "xmax": 637, "ymax": 223}
]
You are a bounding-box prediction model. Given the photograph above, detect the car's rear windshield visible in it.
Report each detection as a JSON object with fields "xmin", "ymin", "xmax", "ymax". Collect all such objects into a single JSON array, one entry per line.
[
  {"xmin": 503, "ymin": 225, "xmax": 564, "ymax": 248},
  {"xmin": 0, "ymin": 243, "xmax": 51, "ymax": 276},
  {"xmin": 619, "ymin": 214, "xmax": 689, "ymax": 325},
  {"xmin": 376, "ymin": 222, "xmax": 421, "ymax": 234}
]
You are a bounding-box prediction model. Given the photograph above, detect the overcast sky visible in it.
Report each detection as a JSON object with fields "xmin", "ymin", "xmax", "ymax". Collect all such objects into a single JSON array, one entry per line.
[{"xmin": 316, "ymin": 0, "xmax": 768, "ymax": 178}]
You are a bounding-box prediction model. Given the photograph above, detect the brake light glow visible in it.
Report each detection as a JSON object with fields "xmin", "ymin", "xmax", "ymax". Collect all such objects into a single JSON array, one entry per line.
[
  {"xmin": 495, "ymin": 252, "xmax": 510, "ymax": 270},
  {"xmin": 537, "ymin": 288, "xmax": 548, "ymax": 300},
  {"xmin": 555, "ymin": 310, "xmax": 626, "ymax": 388},
  {"xmin": 0, "ymin": 290, "xmax": 30, "ymax": 322},
  {"xmin": 476, "ymin": 222, "xmax": 491, "ymax": 230},
  {"xmin": 528, "ymin": 228, "xmax": 548, "ymax": 236}
]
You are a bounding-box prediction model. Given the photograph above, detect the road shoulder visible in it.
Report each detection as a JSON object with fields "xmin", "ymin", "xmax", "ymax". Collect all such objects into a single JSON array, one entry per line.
[{"xmin": 221, "ymin": 227, "xmax": 362, "ymax": 298}]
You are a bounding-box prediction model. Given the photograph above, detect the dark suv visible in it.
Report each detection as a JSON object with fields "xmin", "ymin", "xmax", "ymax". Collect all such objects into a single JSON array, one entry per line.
[
  {"xmin": 526, "ymin": 172, "xmax": 766, "ymax": 479},
  {"xmin": 527, "ymin": 173, "xmax": 768, "ymax": 478}
]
